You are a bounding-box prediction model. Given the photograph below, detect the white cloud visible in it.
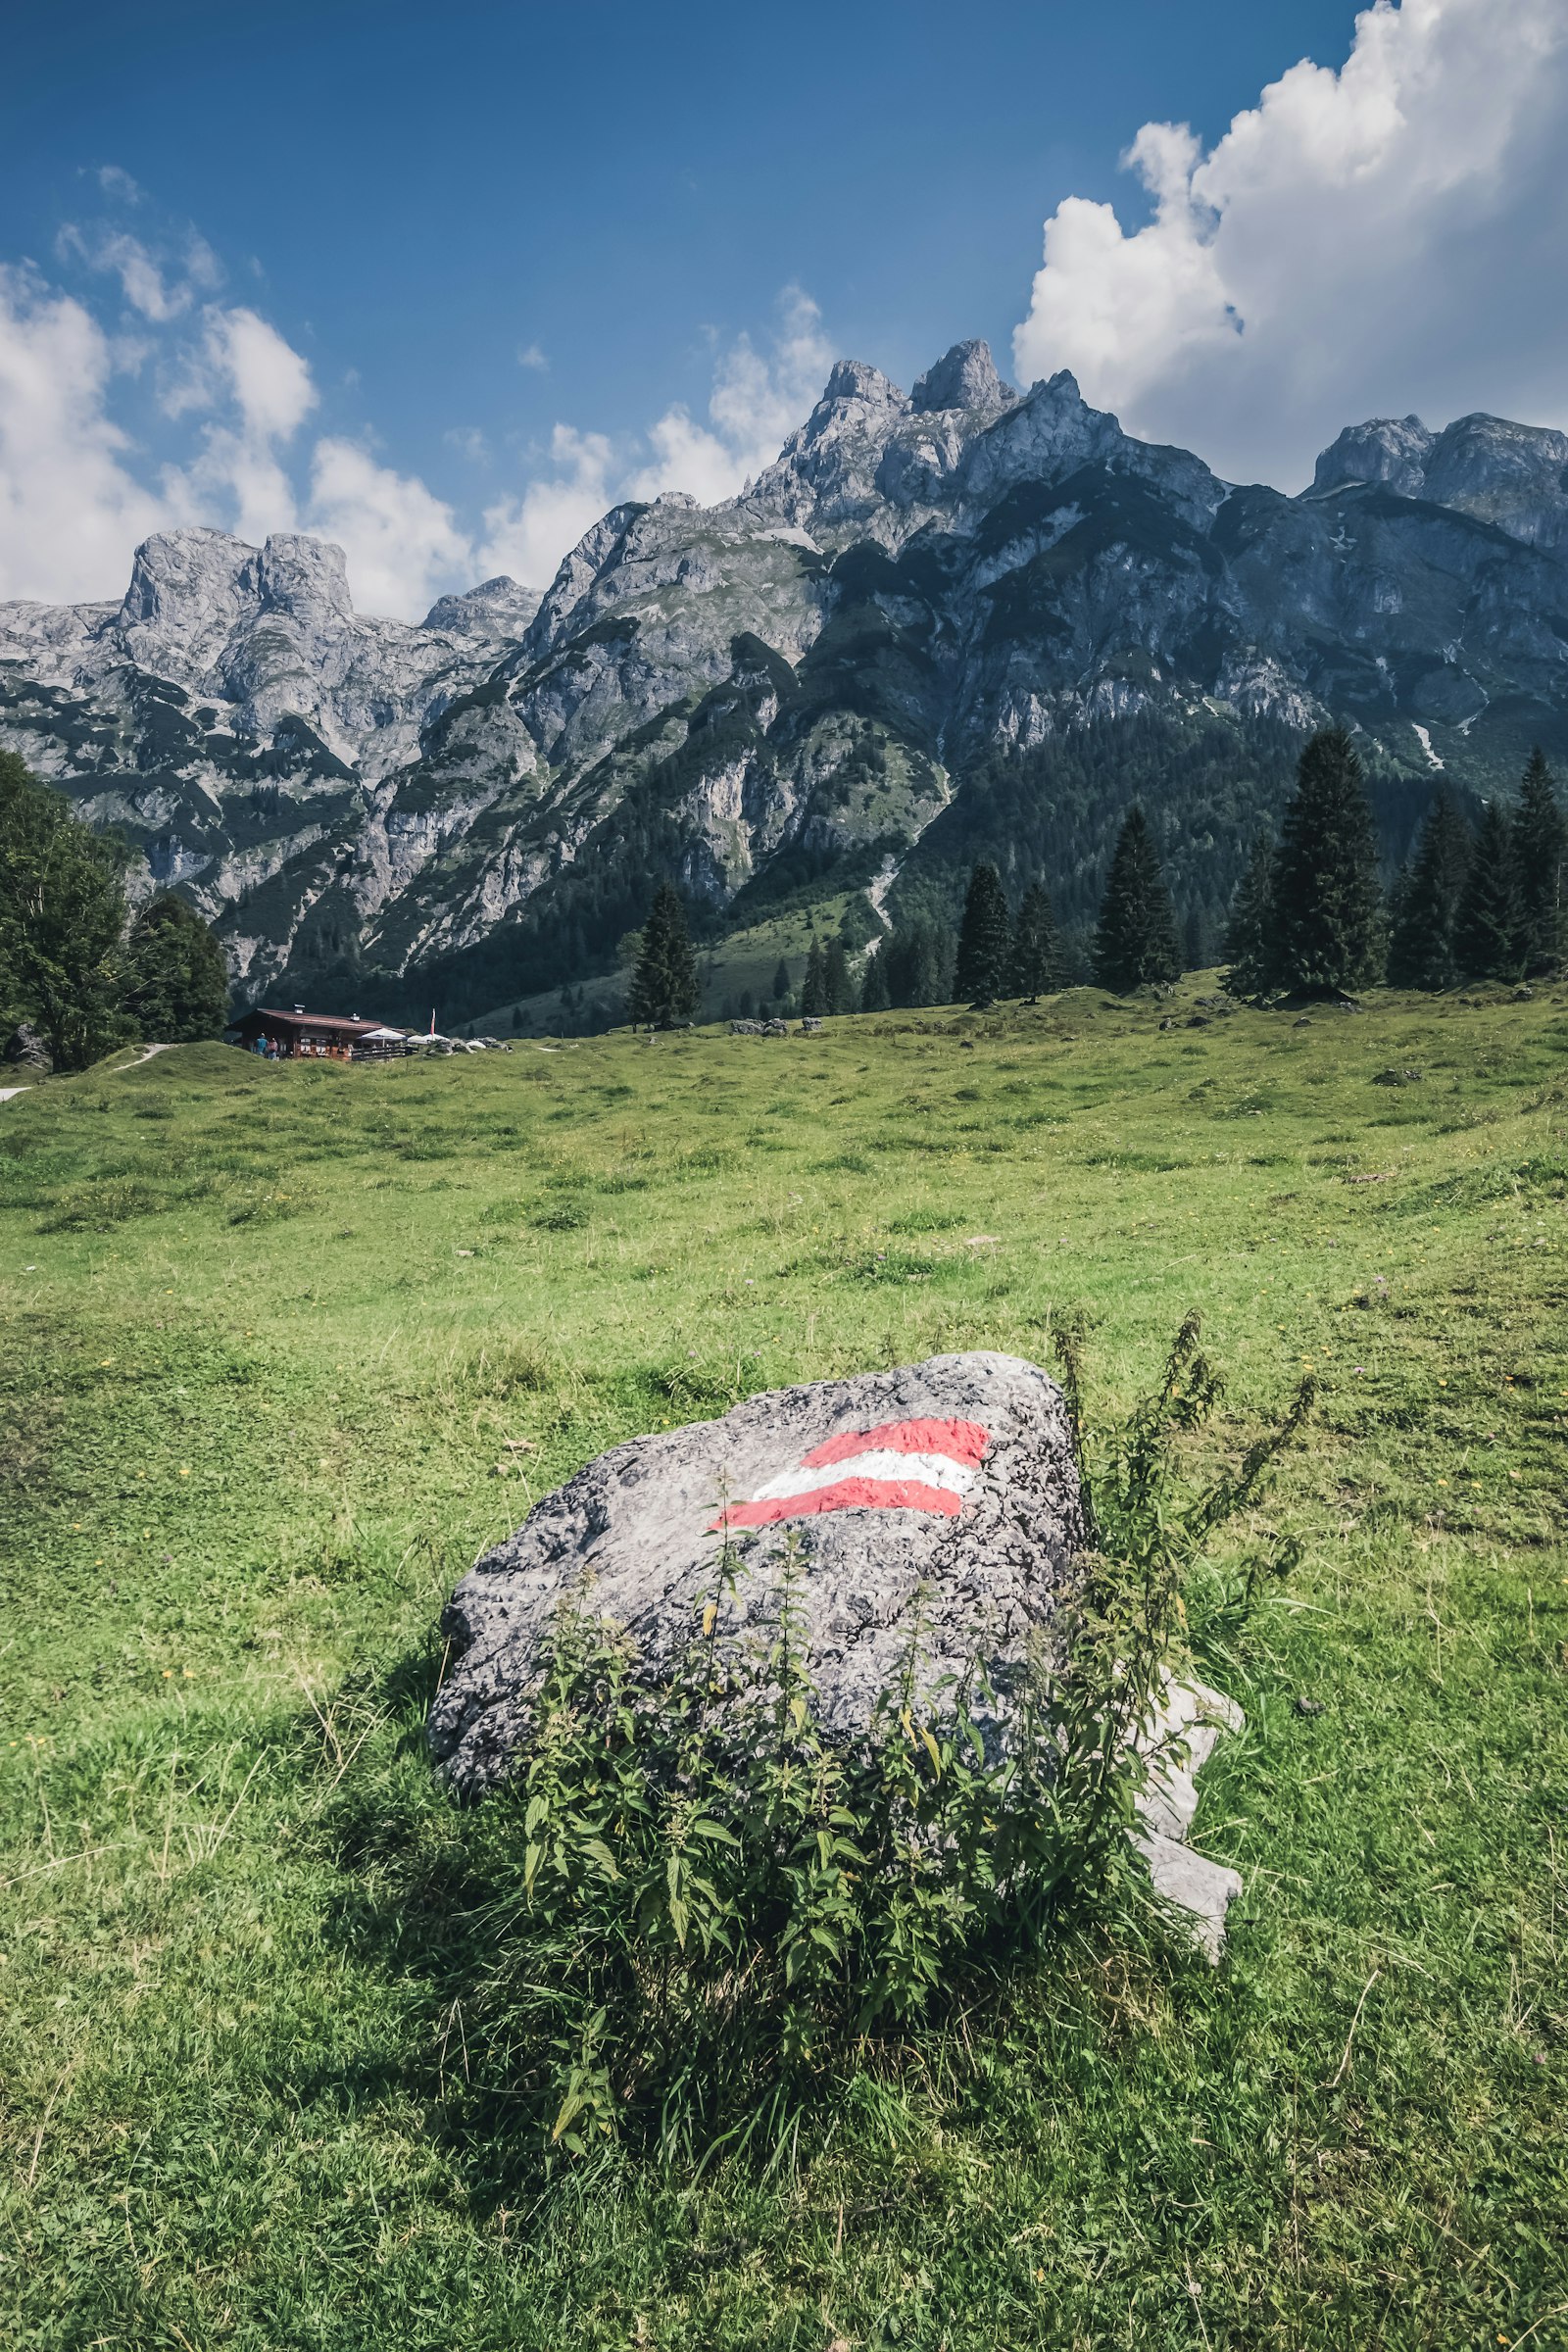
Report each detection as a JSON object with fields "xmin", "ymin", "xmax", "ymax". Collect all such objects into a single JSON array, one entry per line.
[
  {"xmin": 478, "ymin": 423, "xmax": 617, "ymax": 590},
  {"xmin": 96, "ymin": 165, "xmax": 142, "ymax": 204},
  {"xmin": 1012, "ymin": 0, "xmax": 1568, "ymax": 487},
  {"xmin": 306, "ymin": 438, "xmax": 471, "ymax": 619},
  {"xmin": 0, "ymin": 265, "xmax": 169, "ymax": 603},
  {"xmin": 479, "ymin": 288, "xmax": 833, "ymax": 586},
  {"xmin": 160, "ymin": 306, "xmax": 317, "ymax": 547},
  {"xmin": 516, "ymin": 342, "xmax": 548, "ymax": 371}
]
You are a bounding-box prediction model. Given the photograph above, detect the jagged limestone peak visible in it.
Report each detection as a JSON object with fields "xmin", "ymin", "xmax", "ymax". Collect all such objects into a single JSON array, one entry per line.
[{"xmin": 910, "ymin": 340, "xmax": 1016, "ymax": 416}]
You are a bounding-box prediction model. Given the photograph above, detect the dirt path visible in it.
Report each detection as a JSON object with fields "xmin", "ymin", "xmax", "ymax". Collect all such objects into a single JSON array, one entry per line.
[{"xmin": 0, "ymin": 1086, "xmax": 29, "ymax": 1104}]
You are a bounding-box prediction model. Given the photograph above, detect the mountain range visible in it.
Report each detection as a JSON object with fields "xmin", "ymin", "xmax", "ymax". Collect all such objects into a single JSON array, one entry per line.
[{"xmin": 4, "ymin": 338, "xmax": 1567, "ymax": 1024}]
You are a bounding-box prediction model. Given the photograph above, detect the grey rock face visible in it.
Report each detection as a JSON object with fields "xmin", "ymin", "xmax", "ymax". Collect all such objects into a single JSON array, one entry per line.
[
  {"xmin": 430, "ymin": 1350, "xmax": 1085, "ymax": 1797},
  {"xmin": 3, "ymin": 1023, "xmax": 51, "ymax": 1073},
  {"xmin": 1311, "ymin": 416, "xmax": 1435, "ymax": 497},
  {"xmin": 910, "ymin": 339, "xmax": 1016, "ymax": 416}
]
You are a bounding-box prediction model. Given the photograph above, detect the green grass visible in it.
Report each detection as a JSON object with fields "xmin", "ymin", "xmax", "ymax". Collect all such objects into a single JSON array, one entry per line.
[{"xmin": 2, "ymin": 981, "xmax": 1566, "ymax": 2349}]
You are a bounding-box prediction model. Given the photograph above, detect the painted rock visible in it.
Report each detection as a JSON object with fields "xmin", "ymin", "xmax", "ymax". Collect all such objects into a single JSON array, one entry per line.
[{"xmin": 430, "ymin": 1350, "xmax": 1084, "ymax": 1797}]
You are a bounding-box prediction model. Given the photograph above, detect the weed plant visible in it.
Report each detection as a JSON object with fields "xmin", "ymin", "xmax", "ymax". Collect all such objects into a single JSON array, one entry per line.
[{"xmin": 409, "ymin": 1317, "xmax": 1314, "ymax": 2163}]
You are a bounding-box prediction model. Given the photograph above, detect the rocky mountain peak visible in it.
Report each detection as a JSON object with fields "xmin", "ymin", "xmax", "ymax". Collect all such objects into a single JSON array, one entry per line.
[
  {"xmin": 422, "ymin": 575, "xmax": 542, "ymax": 639},
  {"xmin": 1311, "ymin": 416, "xmax": 1435, "ymax": 498},
  {"xmin": 910, "ymin": 339, "xmax": 1015, "ymax": 416},
  {"xmin": 818, "ymin": 359, "xmax": 908, "ymax": 413}
]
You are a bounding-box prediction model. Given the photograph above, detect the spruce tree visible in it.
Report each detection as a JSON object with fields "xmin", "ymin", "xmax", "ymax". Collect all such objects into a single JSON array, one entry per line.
[
  {"xmin": 1453, "ymin": 800, "xmax": 1522, "ymax": 981},
  {"xmin": 822, "ymin": 936, "xmax": 854, "ymax": 1013},
  {"xmin": 626, "ymin": 883, "xmax": 700, "ymax": 1028},
  {"xmin": 1222, "ymin": 835, "xmax": 1275, "ymax": 1000},
  {"xmin": 0, "ymin": 751, "xmax": 133, "ymax": 1068},
  {"xmin": 1387, "ymin": 789, "xmax": 1471, "ymax": 991},
  {"xmin": 882, "ymin": 918, "xmax": 953, "ymax": 1008},
  {"xmin": 121, "ymin": 893, "xmax": 229, "ymax": 1041},
  {"xmin": 800, "ymin": 939, "xmax": 826, "ymax": 1016},
  {"xmin": 771, "ymin": 957, "xmax": 791, "ymax": 1004},
  {"xmin": 954, "ymin": 862, "xmax": 1013, "ymax": 1004},
  {"xmin": 1269, "ymin": 728, "xmax": 1384, "ymax": 997},
  {"xmin": 1093, "ymin": 808, "xmax": 1180, "ymax": 992},
  {"xmin": 1010, "ymin": 880, "xmax": 1061, "ymax": 1000},
  {"xmin": 1514, "ymin": 747, "xmax": 1565, "ymax": 974},
  {"xmin": 859, "ymin": 946, "xmax": 891, "ymax": 1012}
]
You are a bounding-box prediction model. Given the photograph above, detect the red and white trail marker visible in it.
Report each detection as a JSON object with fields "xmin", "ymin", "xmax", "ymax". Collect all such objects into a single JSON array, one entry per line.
[{"xmin": 709, "ymin": 1416, "xmax": 990, "ymax": 1532}]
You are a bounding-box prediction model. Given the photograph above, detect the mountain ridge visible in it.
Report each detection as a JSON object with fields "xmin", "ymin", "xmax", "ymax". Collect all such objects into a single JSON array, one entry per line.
[{"xmin": 4, "ymin": 341, "xmax": 1567, "ymax": 1019}]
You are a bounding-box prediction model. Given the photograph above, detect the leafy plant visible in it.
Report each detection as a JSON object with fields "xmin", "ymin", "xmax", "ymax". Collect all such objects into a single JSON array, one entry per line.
[{"xmin": 449, "ymin": 1318, "xmax": 1313, "ymax": 2158}]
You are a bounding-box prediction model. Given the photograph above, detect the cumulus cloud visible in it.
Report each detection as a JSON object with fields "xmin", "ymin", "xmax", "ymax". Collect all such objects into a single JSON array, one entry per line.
[
  {"xmin": 479, "ymin": 288, "xmax": 833, "ymax": 586},
  {"xmin": 0, "ymin": 265, "xmax": 169, "ymax": 603},
  {"xmin": 162, "ymin": 305, "xmax": 318, "ymax": 546},
  {"xmin": 1012, "ymin": 0, "xmax": 1568, "ymax": 486},
  {"xmin": 307, "ymin": 437, "xmax": 472, "ymax": 619}
]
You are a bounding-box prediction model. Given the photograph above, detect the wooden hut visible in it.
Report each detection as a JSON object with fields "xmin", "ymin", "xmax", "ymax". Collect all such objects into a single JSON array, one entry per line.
[{"xmin": 231, "ymin": 1007, "xmax": 408, "ymax": 1060}]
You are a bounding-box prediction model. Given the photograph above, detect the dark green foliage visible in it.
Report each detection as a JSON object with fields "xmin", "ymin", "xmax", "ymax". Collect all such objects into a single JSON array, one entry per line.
[
  {"xmin": 0, "ymin": 750, "xmax": 132, "ymax": 1069},
  {"xmin": 800, "ymin": 939, "xmax": 826, "ymax": 1016},
  {"xmin": 1222, "ymin": 835, "xmax": 1275, "ymax": 1000},
  {"xmin": 1513, "ymin": 747, "xmax": 1565, "ymax": 974},
  {"xmin": 1454, "ymin": 799, "xmax": 1523, "ymax": 981},
  {"xmin": 1387, "ymin": 789, "xmax": 1471, "ymax": 991},
  {"xmin": 626, "ymin": 884, "xmax": 700, "ymax": 1028},
  {"xmin": 1010, "ymin": 879, "xmax": 1062, "ymax": 999},
  {"xmin": 898, "ymin": 709, "xmax": 1306, "ymax": 941},
  {"xmin": 858, "ymin": 944, "xmax": 892, "ymax": 1011},
  {"xmin": 1093, "ymin": 808, "xmax": 1180, "ymax": 992},
  {"xmin": 881, "ymin": 916, "xmax": 954, "ymax": 1007},
  {"xmin": 454, "ymin": 1322, "xmax": 1309, "ymax": 2155},
  {"xmin": 121, "ymin": 893, "xmax": 230, "ymax": 1042},
  {"xmin": 821, "ymin": 936, "xmax": 855, "ymax": 1014},
  {"xmin": 955, "ymin": 861, "xmax": 1013, "ymax": 1004},
  {"xmin": 771, "ymin": 957, "xmax": 791, "ymax": 1003},
  {"xmin": 1268, "ymin": 728, "xmax": 1385, "ymax": 997}
]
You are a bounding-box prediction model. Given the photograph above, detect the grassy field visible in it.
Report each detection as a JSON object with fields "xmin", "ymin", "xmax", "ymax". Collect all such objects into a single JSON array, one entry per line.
[{"xmin": 2, "ymin": 979, "xmax": 1566, "ymax": 2350}]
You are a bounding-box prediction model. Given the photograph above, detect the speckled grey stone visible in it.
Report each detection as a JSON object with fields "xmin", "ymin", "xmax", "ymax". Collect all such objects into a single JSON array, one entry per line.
[{"xmin": 429, "ymin": 1350, "xmax": 1084, "ymax": 1796}]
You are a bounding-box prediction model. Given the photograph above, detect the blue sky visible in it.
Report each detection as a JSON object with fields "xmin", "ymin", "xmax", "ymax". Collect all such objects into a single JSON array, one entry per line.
[{"xmin": 2, "ymin": 0, "xmax": 1564, "ymax": 614}]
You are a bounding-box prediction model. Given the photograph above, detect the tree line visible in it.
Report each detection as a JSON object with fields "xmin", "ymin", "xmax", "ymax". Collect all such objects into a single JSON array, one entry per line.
[{"xmin": 0, "ymin": 753, "xmax": 229, "ymax": 1071}]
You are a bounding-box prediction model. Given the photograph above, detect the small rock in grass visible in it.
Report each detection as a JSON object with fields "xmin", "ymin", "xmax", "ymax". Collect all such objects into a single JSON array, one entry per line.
[{"xmin": 1293, "ymin": 1694, "xmax": 1327, "ymax": 1717}]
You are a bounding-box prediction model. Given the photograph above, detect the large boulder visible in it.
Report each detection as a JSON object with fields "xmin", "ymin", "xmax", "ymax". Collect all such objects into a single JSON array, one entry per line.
[
  {"xmin": 3, "ymin": 1023, "xmax": 51, "ymax": 1075},
  {"xmin": 430, "ymin": 1350, "xmax": 1084, "ymax": 1797}
]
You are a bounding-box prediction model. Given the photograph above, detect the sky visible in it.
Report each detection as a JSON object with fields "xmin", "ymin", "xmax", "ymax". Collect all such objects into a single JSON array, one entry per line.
[{"xmin": 2, "ymin": 0, "xmax": 1564, "ymax": 619}]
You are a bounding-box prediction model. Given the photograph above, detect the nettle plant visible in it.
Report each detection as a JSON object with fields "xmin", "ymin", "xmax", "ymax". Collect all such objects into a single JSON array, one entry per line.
[{"xmin": 462, "ymin": 1318, "xmax": 1313, "ymax": 2157}]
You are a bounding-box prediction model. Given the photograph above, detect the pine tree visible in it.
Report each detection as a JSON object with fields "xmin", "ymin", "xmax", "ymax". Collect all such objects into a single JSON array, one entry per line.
[
  {"xmin": 954, "ymin": 862, "xmax": 1013, "ymax": 1004},
  {"xmin": 800, "ymin": 939, "xmax": 826, "ymax": 1015},
  {"xmin": 1387, "ymin": 789, "xmax": 1471, "ymax": 990},
  {"xmin": 771, "ymin": 957, "xmax": 791, "ymax": 1003},
  {"xmin": 859, "ymin": 945, "xmax": 891, "ymax": 1011},
  {"xmin": 882, "ymin": 918, "xmax": 953, "ymax": 1008},
  {"xmin": 822, "ymin": 936, "xmax": 854, "ymax": 1013},
  {"xmin": 121, "ymin": 893, "xmax": 229, "ymax": 1041},
  {"xmin": 1009, "ymin": 880, "xmax": 1061, "ymax": 1000},
  {"xmin": 0, "ymin": 751, "xmax": 133, "ymax": 1068},
  {"xmin": 1269, "ymin": 728, "xmax": 1385, "ymax": 997},
  {"xmin": 1453, "ymin": 800, "xmax": 1522, "ymax": 981},
  {"xmin": 1222, "ymin": 835, "xmax": 1275, "ymax": 1000},
  {"xmin": 1093, "ymin": 808, "xmax": 1180, "ymax": 992},
  {"xmin": 626, "ymin": 883, "xmax": 700, "ymax": 1028},
  {"xmin": 1514, "ymin": 747, "xmax": 1565, "ymax": 974}
]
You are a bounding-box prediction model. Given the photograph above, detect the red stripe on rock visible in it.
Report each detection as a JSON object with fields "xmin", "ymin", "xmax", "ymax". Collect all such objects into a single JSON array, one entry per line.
[
  {"xmin": 800, "ymin": 1416, "xmax": 990, "ymax": 1471},
  {"xmin": 710, "ymin": 1475, "xmax": 965, "ymax": 1531}
]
